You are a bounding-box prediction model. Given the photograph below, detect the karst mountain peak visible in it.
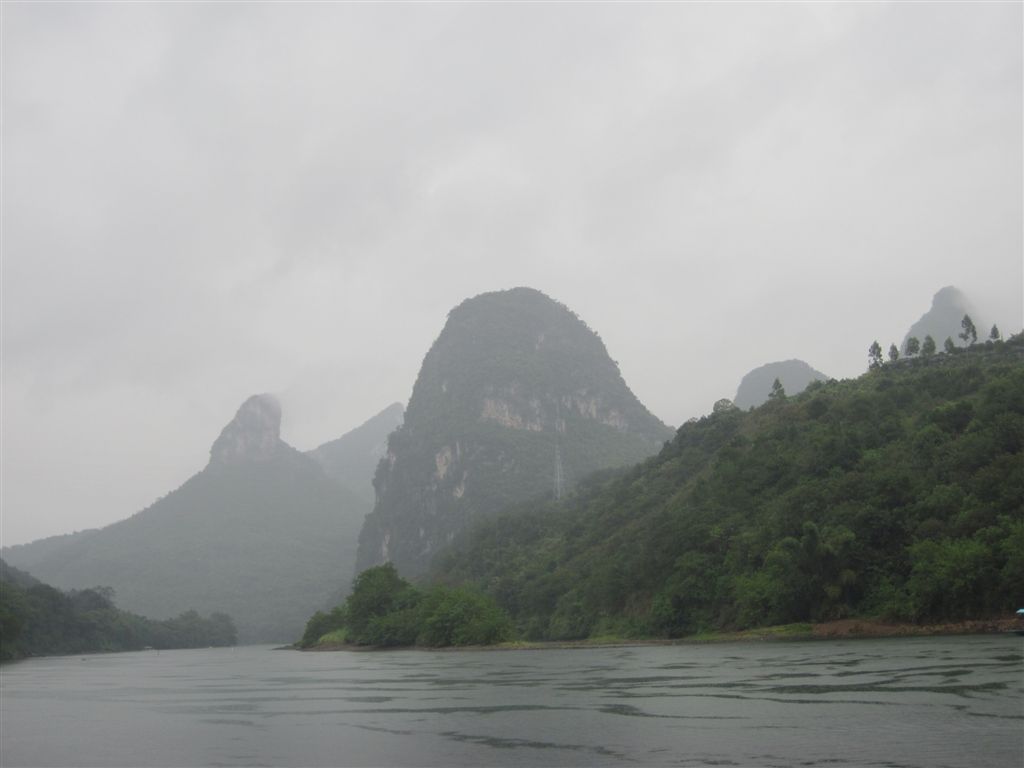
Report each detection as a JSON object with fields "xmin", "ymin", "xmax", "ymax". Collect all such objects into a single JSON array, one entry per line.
[{"xmin": 356, "ymin": 286, "xmax": 673, "ymax": 578}]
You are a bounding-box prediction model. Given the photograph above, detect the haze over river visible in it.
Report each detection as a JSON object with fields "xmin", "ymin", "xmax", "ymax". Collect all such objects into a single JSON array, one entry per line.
[{"xmin": 2, "ymin": 635, "xmax": 1020, "ymax": 767}]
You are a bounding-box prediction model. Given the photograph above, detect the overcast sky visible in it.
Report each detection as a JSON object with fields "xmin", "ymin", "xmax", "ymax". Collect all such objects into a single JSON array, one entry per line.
[{"xmin": 3, "ymin": 2, "xmax": 1021, "ymax": 547}]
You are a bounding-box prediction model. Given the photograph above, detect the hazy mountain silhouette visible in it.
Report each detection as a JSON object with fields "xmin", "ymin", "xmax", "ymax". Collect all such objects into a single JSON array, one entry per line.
[
  {"xmin": 734, "ymin": 360, "xmax": 829, "ymax": 410},
  {"xmin": 3, "ymin": 397, "xmax": 398, "ymax": 642},
  {"xmin": 307, "ymin": 402, "xmax": 404, "ymax": 504},
  {"xmin": 902, "ymin": 286, "xmax": 982, "ymax": 352}
]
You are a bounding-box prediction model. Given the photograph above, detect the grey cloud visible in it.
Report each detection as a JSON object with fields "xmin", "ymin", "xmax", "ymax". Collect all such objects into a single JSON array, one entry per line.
[{"xmin": 2, "ymin": 2, "xmax": 1020, "ymax": 545}]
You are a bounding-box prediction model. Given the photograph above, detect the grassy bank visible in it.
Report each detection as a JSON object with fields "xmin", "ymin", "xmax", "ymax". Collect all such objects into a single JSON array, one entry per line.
[{"xmin": 301, "ymin": 614, "xmax": 1022, "ymax": 652}]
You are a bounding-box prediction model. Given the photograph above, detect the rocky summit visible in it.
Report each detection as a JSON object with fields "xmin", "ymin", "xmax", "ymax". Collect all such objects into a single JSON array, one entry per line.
[
  {"xmin": 355, "ymin": 287, "xmax": 674, "ymax": 579},
  {"xmin": 209, "ymin": 394, "xmax": 284, "ymax": 466},
  {"xmin": 2, "ymin": 398, "xmax": 398, "ymax": 643}
]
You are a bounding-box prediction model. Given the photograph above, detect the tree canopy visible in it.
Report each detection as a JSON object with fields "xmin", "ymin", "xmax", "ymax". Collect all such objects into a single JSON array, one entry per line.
[{"xmin": 300, "ymin": 563, "xmax": 511, "ymax": 648}]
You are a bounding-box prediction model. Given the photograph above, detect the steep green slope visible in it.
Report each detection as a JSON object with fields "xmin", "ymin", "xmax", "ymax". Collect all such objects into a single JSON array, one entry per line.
[
  {"xmin": 356, "ymin": 287, "xmax": 674, "ymax": 579},
  {"xmin": 434, "ymin": 338, "xmax": 1024, "ymax": 640},
  {"xmin": 3, "ymin": 396, "xmax": 385, "ymax": 643}
]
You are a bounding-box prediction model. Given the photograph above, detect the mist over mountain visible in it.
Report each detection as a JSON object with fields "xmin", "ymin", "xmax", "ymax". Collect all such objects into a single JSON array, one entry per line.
[
  {"xmin": 355, "ymin": 287, "xmax": 674, "ymax": 579},
  {"xmin": 3, "ymin": 396, "xmax": 396, "ymax": 642},
  {"xmin": 902, "ymin": 286, "xmax": 983, "ymax": 352},
  {"xmin": 307, "ymin": 403, "xmax": 404, "ymax": 504},
  {"xmin": 734, "ymin": 360, "xmax": 830, "ymax": 410}
]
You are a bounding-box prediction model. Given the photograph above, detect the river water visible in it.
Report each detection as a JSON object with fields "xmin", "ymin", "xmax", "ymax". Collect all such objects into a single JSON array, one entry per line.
[{"xmin": 1, "ymin": 635, "xmax": 1020, "ymax": 767}]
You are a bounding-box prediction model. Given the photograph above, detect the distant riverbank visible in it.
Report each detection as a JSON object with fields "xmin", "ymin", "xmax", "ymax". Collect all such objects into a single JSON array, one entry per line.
[{"xmin": 301, "ymin": 614, "xmax": 1022, "ymax": 652}]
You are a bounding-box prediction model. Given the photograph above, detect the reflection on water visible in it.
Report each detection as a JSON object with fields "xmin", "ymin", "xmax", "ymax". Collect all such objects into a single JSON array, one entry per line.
[{"xmin": 1, "ymin": 635, "xmax": 1021, "ymax": 767}]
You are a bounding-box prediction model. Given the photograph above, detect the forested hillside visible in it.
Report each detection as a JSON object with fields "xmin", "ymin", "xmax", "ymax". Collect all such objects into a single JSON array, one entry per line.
[
  {"xmin": 434, "ymin": 337, "xmax": 1024, "ymax": 640},
  {"xmin": 0, "ymin": 561, "xmax": 236, "ymax": 661}
]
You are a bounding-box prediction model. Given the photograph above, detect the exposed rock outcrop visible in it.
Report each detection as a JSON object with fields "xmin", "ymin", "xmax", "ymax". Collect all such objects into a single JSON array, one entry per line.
[{"xmin": 209, "ymin": 394, "xmax": 283, "ymax": 466}]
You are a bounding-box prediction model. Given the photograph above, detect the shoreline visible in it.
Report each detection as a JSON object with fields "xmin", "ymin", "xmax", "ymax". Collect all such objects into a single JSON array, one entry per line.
[{"xmin": 299, "ymin": 615, "xmax": 1024, "ymax": 652}]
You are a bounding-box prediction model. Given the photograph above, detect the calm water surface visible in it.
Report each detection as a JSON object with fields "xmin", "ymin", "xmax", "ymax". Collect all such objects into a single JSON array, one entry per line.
[{"xmin": 1, "ymin": 635, "xmax": 1021, "ymax": 767}]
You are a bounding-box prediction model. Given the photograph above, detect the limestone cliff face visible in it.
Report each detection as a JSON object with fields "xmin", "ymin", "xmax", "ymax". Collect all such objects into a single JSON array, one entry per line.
[{"xmin": 355, "ymin": 287, "xmax": 674, "ymax": 579}]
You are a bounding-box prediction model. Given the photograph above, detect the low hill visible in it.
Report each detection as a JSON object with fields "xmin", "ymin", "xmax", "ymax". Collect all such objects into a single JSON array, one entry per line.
[
  {"xmin": 3, "ymin": 397, "xmax": 396, "ymax": 643},
  {"xmin": 734, "ymin": 359, "xmax": 829, "ymax": 410},
  {"xmin": 434, "ymin": 337, "xmax": 1024, "ymax": 640}
]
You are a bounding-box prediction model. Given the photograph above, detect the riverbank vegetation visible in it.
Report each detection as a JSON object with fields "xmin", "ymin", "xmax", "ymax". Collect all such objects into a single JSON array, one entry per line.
[
  {"xmin": 300, "ymin": 563, "xmax": 511, "ymax": 648},
  {"xmin": 0, "ymin": 561, "xmax": 237, "ymax": 661}
]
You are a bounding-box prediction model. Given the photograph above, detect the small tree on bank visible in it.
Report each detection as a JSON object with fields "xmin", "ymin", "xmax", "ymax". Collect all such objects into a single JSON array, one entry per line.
[
  {"xmin": 888, "ymin": 344, "xmax": 900, "ymax": 363},
  {"xmin": 990, "ymin": 325, "xmax": 1001, "ymax": 341},
  {"xmin": 905, "ymin": 336, "xmax": 921, "ymax": 356},
  {"xmin": 921, "ymin": 335, "xmax": 937, "ymax": 356}
]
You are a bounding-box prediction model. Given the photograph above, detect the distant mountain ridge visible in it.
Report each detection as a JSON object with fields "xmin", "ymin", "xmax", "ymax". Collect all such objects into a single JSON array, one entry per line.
[
  {"xmin": 356, "ymin": 287, "xmax": 674, "ymax": 579},
  {"xmin": 734, "ymin": 360, "xmax": 829, "ymax": 410},
  {"xmin": 3, "ymin": 398, "xmax": 399, "ymax": 642},
  {"xmin": 307, "ymin": 402, "xmax": 404, "ymax": 503}
]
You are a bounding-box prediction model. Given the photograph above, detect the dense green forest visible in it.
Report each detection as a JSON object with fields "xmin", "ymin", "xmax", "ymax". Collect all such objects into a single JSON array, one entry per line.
[
  {"xmin": 430, "ymin": 336, "xmax": 1024, "ymax": 641},
  {"xmin": 300, "ymin": 563, "xmax": 511, "ymax": 648},
  {"xmin": 0, "ymin": 561, "xmax": 237, "ymax": 661}
]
